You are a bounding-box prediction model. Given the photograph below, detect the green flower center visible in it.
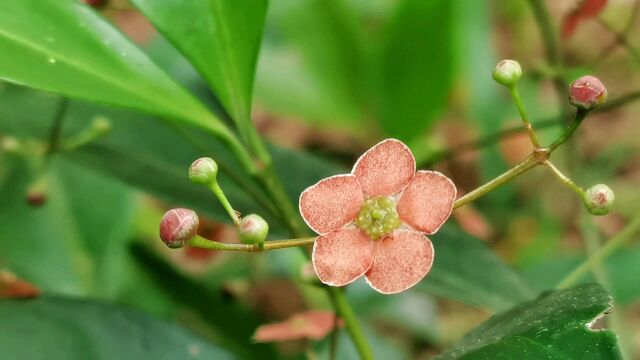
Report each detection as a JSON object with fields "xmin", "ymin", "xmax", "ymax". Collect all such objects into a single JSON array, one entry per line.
[{"xmin": 355, "ymin": 196, "xmax": 401, "ymax": 240}]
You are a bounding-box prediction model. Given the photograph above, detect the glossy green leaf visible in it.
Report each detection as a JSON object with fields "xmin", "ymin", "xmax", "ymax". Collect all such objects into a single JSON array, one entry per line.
[
  {"xmin": 0, "ymin": 0, "xmax": 231, "ymax": 137},
  {"xmin": 0, "ymin": 296, "xmax": 233, "ymax": 360},
  {"xmin": 131, "ymin": 0, "xmax": 267, "ymax": 126},
  {"xmin": 421, "ymin": 226, "xmax": 536, "ymax": 311},
  {"xmin": 435, "ymin": 284, "xmax": 622, "ymax": 359},
  {"xmin": 378, "ymin": 0, "xmax": 455, "ymax": 141}
]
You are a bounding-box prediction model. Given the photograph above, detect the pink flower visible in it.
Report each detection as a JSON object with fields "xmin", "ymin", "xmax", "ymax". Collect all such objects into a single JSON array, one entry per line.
[
  {"xmin": 254, "ymin": 311, "xmax": 342, "ymax": 342},
  {"xmin": 299, "ymin": 139, "xmax": 457, "ymax": 294}
]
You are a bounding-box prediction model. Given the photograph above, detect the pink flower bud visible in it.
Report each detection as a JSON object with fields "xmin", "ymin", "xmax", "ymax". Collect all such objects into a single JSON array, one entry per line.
[
  {"xmin": 159, "ymin": 208, "xmax": 199, "ymax": 248},
  {"xmin": 569, "ymin": 75, "xmax": 607, "ymax": 110},
  {"xmin": 583, "ymin": 184, "xmax": 614, "ymax": 216}
]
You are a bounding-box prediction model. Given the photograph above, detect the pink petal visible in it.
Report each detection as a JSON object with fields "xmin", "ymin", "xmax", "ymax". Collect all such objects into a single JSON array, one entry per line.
[
  {"xmin": 254, "ymin": 311, "xmax": 342, "ymax": 342},
  {"xmin": 397, "ymin": 171, "xmax": 457, "ymax": 234},
  {"xmin": 365, "ymin": 231, "xmax": 434, "ymax": 294},
  {"xmin": 352, "ymin": 139, "xmax": 416, "ymax": 197},
  {"xmin": 312, "ymin": 228, "xmax": 374, "ymax": 287},
  {"xmin": 299, "ymin": 174, "xmax": 364, "ymax": 235}
]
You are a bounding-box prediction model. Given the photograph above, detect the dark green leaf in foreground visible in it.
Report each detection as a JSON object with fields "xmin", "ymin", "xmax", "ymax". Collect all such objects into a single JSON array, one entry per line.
[
  {"xmin": 435, "ymin": 284, "xmax": 622, "ymax": 360},
  {"xmin": 420, "ymin": 226, "xmax": 536, "ymax": 311},
  {"xmin": 0, "ymin": 296, "xmax": 234, "ymax": 360},
  {"xmin": 132, "ymin": 0, "xmax": 267, "ymax": 128},
  {"xmin": 378, "ymin": 0, "xmax": 455, "ymax": 141},
  {"xmin": 0, "ymin": 0, "xmax": 231, "ymax": 138}
]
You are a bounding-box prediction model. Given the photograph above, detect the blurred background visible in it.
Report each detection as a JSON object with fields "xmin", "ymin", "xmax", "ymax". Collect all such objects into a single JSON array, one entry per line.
[{"xmin": 1, "ymin": 0, "xmax": 640, "ymax": 358}]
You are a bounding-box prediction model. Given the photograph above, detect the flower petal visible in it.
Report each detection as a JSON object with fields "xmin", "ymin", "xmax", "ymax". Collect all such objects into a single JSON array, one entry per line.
[
  {"xmin": 397, "ymin": 170, "xmax": 457, "ymax": 234},
  {"xmin": 312, "ymin": 228, "xmax": 374, "ymax": 287},
  {"xmin": 365, "ymin": 231, "xmax": 434, "ymax": 294},
  {"xmin": 352, "ymin": 139, "xmax": 416, "ymax": 197},
  {"xmin": 299, "ymin": 174, "xmax": 364, "ymax": 235}
]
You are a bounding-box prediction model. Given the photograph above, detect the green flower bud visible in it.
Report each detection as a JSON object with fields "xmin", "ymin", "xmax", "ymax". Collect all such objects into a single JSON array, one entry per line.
[
  {"xmin": 583, "ymin": 184, "xmax": 614, "ymax": 216},
  {"xmin": 239, "ymin": 214, "xmax": 269, "ymax": 247},
  {"xmin": 569, "ymin": 75, "xmax": 607, "ymax": 110},
  {"xmin": 492, "ymin": 59, "xmax": 522, "ymax": 87},
  {"xmin": 189, "ymin": 157, "xmax": 218, "ymax": 185},
  {"xmin": 159, "ymin": 208, "xmax": 199, "ymax": 248}
]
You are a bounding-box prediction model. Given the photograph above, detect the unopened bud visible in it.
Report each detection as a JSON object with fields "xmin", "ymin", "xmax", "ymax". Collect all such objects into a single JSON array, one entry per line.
[
  {"xmin": 569, "ymin": 75, "xmax": 607, "ymax": 110},
  {"xmin": 583, "ymin": 184, "xmax": 614, "ymax": 216},
  {"xmin": 26, "ymin": 191, "xmax": 47, "ymax": 207},
  {"xmin": 493, "ymin": 60, "xmax": 522, "ymax": 87},
  {"xmin": 238, "ymin": 214, "xmax": 268, "ymax": 247},
  {"xmin": 189, "ymin": 157, "xmax": 218, "ymax": 185},
  {"xmin": 159, "ymin": 208, "xmax": 200, "ymax": 248}
]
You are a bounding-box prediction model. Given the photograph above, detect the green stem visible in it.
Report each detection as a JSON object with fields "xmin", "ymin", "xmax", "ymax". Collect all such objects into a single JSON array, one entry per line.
[
  {"xmin": 556, "ymin": 213, "xmax": 640, "ymax": 289},
  {"xmin": 544, "ymin": 160, "xmax": 584, "ymax": 198},
  {"xmin": 549, "ymin": 108, "xmax": 588, "ymax": 151},
  {"xmin": 188, "ymin": 235, "xmax": 315, "ymax": 252},
  {"xmin": 327, "ymin": 287, "xmax": 374, "ymax": 360},
  {"xmin": 46, "ymin": 97, "xmax": 69, "ymax": 159},
  {"xmin": 453, "ymin": 154, "xmax": 540, "ymax": 209},
  {"xmin": 207, "ymin": 180, "xmax": 241, "ymax": 226},
  {"xmin": 238, "ymin": 114, "xmax": 374, "ymax": 359},
  {"xmin": 509, "ymin": 87, "xmax": 541, "ymax": 148}
]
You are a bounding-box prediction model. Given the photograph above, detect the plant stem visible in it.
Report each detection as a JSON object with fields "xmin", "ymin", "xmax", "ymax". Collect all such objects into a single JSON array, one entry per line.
[
  {"xmin": 207, "ymin": 180, "xmax": 241, "ymax": 226},
  {"xmin": 548, "ymin": 108, "xmax": 588, "ymax": 151},
  {"xmin": 327, "ymin": 287, "xmax": 374, "ymax": 360},
  {"xmin": 419, "ymin": 90, "xmax": 640, "ymax": 166},
  {"xmin": 556, "ymin": 213, "xmax": 640, "ymax": 289},
  {"xmin": 453, "ymin": 154, "xmax": 540, "ymax": 209},
  {"xmin": 239, "ymin": 120, "xmax": 374, "ymax": 359},
  {"xmin": 188, "ymin": 235, "xmax": 316, "ymax": 252},
  {"xmin": 509, "ymin": 87, "xmax": 541, "ymax": 147},
  {"xmin": 46, "ymin": 97, "xmax": 69, "ymax": 159},
  {"xmin": 544, "ymin": 161, "xmax": 584, "ymax": 197},
  {"xmin": 526, "ymin": 0, "xmax": 571, "ymax": 122}
]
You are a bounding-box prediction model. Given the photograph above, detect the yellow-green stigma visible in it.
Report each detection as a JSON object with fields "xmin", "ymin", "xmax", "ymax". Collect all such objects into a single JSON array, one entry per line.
[{"xmin": 355, "ymin": 196, "xmax": 401, "ymax": 240}]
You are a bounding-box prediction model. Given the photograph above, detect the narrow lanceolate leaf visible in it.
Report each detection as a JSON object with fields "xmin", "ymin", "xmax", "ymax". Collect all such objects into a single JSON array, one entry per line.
[
  {"xmin": 131, "ymin": 0, "xmax": 267, "ymax": 127},
  {"xmin": 435, "ymin": 284, "xmax": 622, "ymax": 360},
  {"xmin": 0, "ymin": 0, "xmax": 231, "ymax": 138},
  {"xmin": 0, "ymin": 296, "xmax": 234, "ymax": 360},
  {"xmin": 378, "ymin": 0, "xmax": 455, "ymax": 141}
]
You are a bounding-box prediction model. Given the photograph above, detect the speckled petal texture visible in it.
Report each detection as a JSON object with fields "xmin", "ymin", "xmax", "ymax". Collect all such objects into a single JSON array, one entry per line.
[
  {"xmin": 352, "ymin": 139, "xmax": 416, "ymax": 197},
  {"xmin": 397, "ymin": 171, "xmax": 457, "ymax": 234},
  {"xmin": 312, "ymin": 228, "xmax": 374, "ymax": 287},
  {"xmin": 365, "ymin": 231, "xmax": 434, "ymax": 294},
  {"xmin": 299, "ymin": 174, "xmax": 364, "ymax": 235}
]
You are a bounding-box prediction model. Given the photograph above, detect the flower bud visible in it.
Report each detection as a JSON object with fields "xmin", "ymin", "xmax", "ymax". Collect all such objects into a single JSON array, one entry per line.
[
  {"xmin": 189, "ymin": 157, "xmax": 218, "ymax": 185},
  {"xmin": 238, "ymin": 214, "xmax": 269, "ymax": 246},
  {"xmin": 26, "ymin": 191, "xmax": 47, "ymax": 207},
  {"xmin": 492, "ymin": 60, "xmax": 522, "ymax": 87},
  {"xmin": 583, "ymin": 184, "xmax": 614, "ymax": 216},
  {"xmin": 159, "ymin": 208, "xmax": 200, "ymax": 248},
  {"xmin": 569, "ymin": 75, "xmax": 607, "ymax": 110}
]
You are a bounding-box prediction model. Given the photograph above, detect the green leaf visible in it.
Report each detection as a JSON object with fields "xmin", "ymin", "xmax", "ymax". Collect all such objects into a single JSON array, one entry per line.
[
  {"xmin": 435, "ymin": 284, "xmax": 622, "ymax": 360},
  {"xmin": 131, "ymin": 0, "xmax": 267, "ymax": 126},
  {"xmin": 377, "ymin": 0, "xmax": 455, "ymax": 141},
  {"xmin": 0, "ymin": 158, "xmax": 134, "ymax": 296},
  {"xmin": 255, "ymin": 0, "xmax": 365, "ymax": 127},
  {"xmin": 0, "ymin": 0, "xmax": 230, "ymax": 137},
  {"xmin": 0, "ymin": 296, "xmax": 234, "ymax": 360},
  {"xmin": 129, "ymin": 244, "xmax": 278, "ymax": 359},
  {"xmin": 421, "ymin": 226, "xmax": 536, "ymax": 311}
]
